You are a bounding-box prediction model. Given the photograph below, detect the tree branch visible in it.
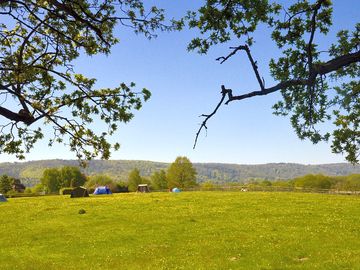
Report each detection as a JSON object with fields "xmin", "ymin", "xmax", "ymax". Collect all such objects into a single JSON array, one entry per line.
[
  {"xmin": 0, "ymin": 106, "xmax": 35, "ymax": 125},
  {"xmin": 217, "ymin": 45, "xmax": 265, "ymax": 90},
  {"xmin": 193, "ymin": 85, "xmax": 232, "ymax": 149},
  {"xmin": 194, "ymin": 50, "xmax": 360, "ymax": 148},
  {"xmin": 226, "ymin": 50, "xmax": 360, "ymax": 104}
]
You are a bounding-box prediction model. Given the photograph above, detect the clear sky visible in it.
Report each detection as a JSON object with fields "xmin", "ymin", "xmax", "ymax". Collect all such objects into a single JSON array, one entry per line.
[{"xmin": 1, "ymin": 1, "xmax": 359, "ymax": 164}]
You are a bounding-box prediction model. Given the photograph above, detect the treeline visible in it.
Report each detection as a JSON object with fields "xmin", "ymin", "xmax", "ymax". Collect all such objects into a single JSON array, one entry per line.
[
  {"xmin": 2, "ymin": 166, "xmax": 360, "ymax": 197},
  {"xmin": 0, "ymin": 156, "xmax": 198, "ymax": 195},
  {"xmin": 287, "ymin": 174, "xmax": 360, "ymax": 191},
  {"xmin": 226, "ymin": 174, "xmax": 360, "ymax": 191},
  {"xmin": 1, "ymin": 160, "xmax": 360, "ymax": 184}
]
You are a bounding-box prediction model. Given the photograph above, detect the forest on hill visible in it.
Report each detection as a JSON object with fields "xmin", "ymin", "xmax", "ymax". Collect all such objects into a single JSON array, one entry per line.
[{"xmin": 1, "ymin": 160, "xmax": 360, "ymax": 185}]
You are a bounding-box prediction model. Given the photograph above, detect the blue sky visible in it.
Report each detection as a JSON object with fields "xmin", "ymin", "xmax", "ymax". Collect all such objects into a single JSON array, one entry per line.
[{"xmin": 1, "ymin": 1, "xmax": 359, "ymax": 164}]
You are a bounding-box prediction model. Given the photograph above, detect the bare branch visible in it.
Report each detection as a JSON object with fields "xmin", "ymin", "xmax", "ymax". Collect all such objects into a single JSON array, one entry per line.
[
  {"xmin": 194, "ymin": 50, "xmax": 360, "ymax": 148},
  {"xmin": 193, "ymin": 85, "xmax": 232, "ymax": 149},
  {"xmin": 217, "ymin": 45, "xmax": 265, "ymax": 90}
]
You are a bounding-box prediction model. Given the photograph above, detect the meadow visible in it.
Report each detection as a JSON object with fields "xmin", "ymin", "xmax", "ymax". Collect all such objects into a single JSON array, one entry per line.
[{"xmin": 0, "ymin": 191, "xmax": 360, "ymax": 269}]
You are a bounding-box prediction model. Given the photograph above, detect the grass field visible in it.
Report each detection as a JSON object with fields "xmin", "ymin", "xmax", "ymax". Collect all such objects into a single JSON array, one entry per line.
[{"xmin": 1, "ymin": 191, "xmax": 360, "ymax": 270}]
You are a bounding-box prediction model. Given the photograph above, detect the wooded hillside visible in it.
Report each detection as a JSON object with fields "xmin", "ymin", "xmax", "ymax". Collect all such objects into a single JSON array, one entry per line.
[{"xmin": 1, "ymin": 160, "xmax": 359, "ymax": 186}]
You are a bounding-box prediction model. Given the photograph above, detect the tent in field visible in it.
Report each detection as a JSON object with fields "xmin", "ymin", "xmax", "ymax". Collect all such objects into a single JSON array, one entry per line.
[
  {"xmin": 137, "ymin": 184, "xmax": 149, "ymax": 193},
  {"xmin": 70, "ymin": 187, "xmax": 89, "ymax": 198},
  {"xmin": 0, "ymin": 194, "xmax": 7, "ymax": 202},
  {"xmin": 93, "ymin": 186, "xmax": 112, "ymax": 195},
  {"xmin": 172, "ymin": 187, "xmax": 181, "ymax": 193}
]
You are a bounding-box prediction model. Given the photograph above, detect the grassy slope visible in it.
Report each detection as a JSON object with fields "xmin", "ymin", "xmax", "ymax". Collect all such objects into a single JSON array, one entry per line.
[{"xmin": 0, "ymin": 192, "xmax": 359, "ymax": 270}]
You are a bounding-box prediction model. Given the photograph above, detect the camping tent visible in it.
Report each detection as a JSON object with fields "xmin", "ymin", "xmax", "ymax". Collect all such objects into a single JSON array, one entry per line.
[
  {"xmin": 0, "ymin": 194, "xmax": 7, "ymax": 202},
  {"xmin": 93, "ymin": 186, "xmax": 112, "ymax": 195},
  {"xmin": 172, "ymin": 187, "xmax": 181, "ymax": 193},
  {"xmin": 137, "ymin": 184, "xmax": 149, "ymax": 193},
  {"xmin": 70, "ymin": 187, "xmax": 89, "ymax": 198}
]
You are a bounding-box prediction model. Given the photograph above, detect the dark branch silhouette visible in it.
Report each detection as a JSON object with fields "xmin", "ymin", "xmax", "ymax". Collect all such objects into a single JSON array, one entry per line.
[{"xmin": 194, "ymin": 50, "xmax": 360, "ymax": 148}]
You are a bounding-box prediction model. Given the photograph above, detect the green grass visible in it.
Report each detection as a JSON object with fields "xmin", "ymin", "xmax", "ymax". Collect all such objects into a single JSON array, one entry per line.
[{"xmin": 1, "ymin": 191, "xmax": 360, "ymax": 269}]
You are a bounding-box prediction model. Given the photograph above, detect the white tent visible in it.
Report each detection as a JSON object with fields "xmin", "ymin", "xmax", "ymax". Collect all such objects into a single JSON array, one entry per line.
[{"xmin": 0, "ymin": 194, "xmax": 7, "ymax": 202}]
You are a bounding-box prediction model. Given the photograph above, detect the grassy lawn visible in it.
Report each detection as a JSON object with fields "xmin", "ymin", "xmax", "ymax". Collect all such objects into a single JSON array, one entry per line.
[{"xmin": 1, "ymin": 191, "xmax": 360, "ymax": 269}]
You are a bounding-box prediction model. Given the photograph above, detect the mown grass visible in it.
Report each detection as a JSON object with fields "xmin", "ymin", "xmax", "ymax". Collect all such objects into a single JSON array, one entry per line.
[{"xmin": 0, "ymin": 191, "xmax": 360, "ymax": 269}]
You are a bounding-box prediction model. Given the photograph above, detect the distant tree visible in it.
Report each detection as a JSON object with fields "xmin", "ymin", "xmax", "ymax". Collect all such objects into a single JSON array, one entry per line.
[
  {"xmin": 151, "ymin": 170, "xmax": 168, "ymax": 190},
  {"xmin": 24, "ymin": 187, "xmax": 32, "ymax": 194},
  {"xmin": 0, "ymin": 1, "xmax": 177, "ymax": 162},
  {"xmin": 40, "ymin": 166, "xmax": 86, "ymax": 192},
  {"xmin": 272, "ymin": 180, "xmax": 293, "ymax": 188},
  {"xmin": 116, "ymin": 181, "xmax": 129, "ymax": 193},
  {"xmin": 127, "ymin": 168, "xmax": 143, "ymax": 192},
  {"xmin": 167, "ymin": 156, "xmax": 197, "ymax": 189},
  {"xmin": 260, "ymin": 180, "xmax": 272, "ymax": 187},
  {"xmin": 0, "ymin": 175, "xmax": 14, "ymax": 194},
  {"xmin": 200, "ymin": 181, "xmax": 216, "ymax": 191},
  {"xmin": 60, "ymin": 166, "xmax": 86, "ymax": 187},
  {"xmin": 86, "ymin": 174, "xmax": 114, "ymax": 188},
  {"xmin": 294, "ymin": 174, "xmax": 331, "ymax": 189},
  {"xmin": 337, "ymin": 174, "xmax": 360, "ymax": 191},
  {"xmin": 186, "ymin": 0, "xmax": 360, "ymax": 163},
  {"xmin": 41, "ymin": 168, "xmax": 62, "ymax": 193},
  {"xmin": 32, "ymin": 183, "xmax": 47, "ymax": 194}
]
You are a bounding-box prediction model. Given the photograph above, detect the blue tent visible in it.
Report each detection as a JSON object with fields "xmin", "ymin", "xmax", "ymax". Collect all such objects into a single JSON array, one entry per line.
[
  {"xmin": 93, "ymin": 186, "xmax": 112, "ymax": 195},
  {"xmin": 0, "ymin": 194, "xmax": 7, "ymax": 202},
  {"xmin": 172, "ymin": 187, "xmax": 181, "ymax": 193}
]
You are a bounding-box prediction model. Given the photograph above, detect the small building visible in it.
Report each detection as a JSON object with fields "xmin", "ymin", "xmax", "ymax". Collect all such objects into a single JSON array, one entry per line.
[
  {"xmin": 137, "ymin": 184, "xmax": 150, "ymax": 193},
  {"xmin": 70, "ymin": 187, "xmax": 89, "ymax": 198}
]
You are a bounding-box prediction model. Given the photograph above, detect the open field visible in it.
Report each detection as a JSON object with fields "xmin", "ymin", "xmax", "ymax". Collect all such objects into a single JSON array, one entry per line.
[{"xmin": 1, "ymin": 191, "xmax": 360, "ymax": 269}]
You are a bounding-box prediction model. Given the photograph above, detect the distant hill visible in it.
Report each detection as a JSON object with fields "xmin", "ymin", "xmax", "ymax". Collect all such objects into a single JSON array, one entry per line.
[{"xmin": 1, "ymin": 159, "xmax": 360, "ymax": 186}]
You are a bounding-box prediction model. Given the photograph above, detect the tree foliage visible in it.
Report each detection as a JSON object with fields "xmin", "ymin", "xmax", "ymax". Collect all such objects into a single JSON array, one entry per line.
[
  {"xmin": 86, "ymin": 174, "xmax": 114, "ymax": 188},
  {"xmin": 338, "ymin": 174, "xmax": 360, "ymax": 191},
  {"xmin": 41, "ymin": 168, "xmax": 61, "ymax": 193},
  {"xmin": 150, "ymin": 169, "xmax": 168, "ymax": 190},
  {"xmin": 187, "ymin": 0, "xmax": 360, "ymax": 163},
  {"xmin": 0, "ymin": 0, "xmax": 174, "ymax": 161},
  {"xmin": 293, "ymin": 174, "xmax": 332, "ymax": 189},
  {"xmin": 127, "ymin": 168, "xmax": 143, "ymax": 192},
  {"xmin": 0, "ymin": 174, "xmax": 14, "ymax": 194},
  {"xmin": 59, "ymin": 166, "xmax": 87, "ymax": 187},
  {"xmin": 41, "ymin": 166, "xmax": 86, "ymax": 193},
  {"xmin": 167, "ymin": 156, "xmax": 197, "ymax": 189}
]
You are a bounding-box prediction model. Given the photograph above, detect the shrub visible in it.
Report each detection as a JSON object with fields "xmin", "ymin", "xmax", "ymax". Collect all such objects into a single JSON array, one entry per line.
[
  {"xmin": 200, "ymin": 181, "xmax": 216, "ymax": 191},
  {"xmin": 24, "ymin": 188, "xmax": 33, "ymax": 194},
  {"xmin": 6, "ymin": 190, "xmax": 19, "ymax": 198},
  {"xmin": 116, "ymin": 182, "xmax": 129, "ymax": 193},
  {"xmin": 32, "ymin": 183, "xmax": 47, "ymax": 194}
]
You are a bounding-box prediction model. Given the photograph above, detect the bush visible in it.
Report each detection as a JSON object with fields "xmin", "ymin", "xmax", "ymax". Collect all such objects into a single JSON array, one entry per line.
[
  {"xmin": 6, "ymin": 190, "xmax": 19, "ymax": 198},
  {"xmin": 294, "ymin": 174, "xmax": 332, "ymax": 190},
  {"xmin": 260, "ymin": 180, "xmax": 272, "ymax": 187},
  {"xmin": 200, "ymin": 181, "xmax": 216, "ymax": 191},
  {"xmin": 116, "ymin": 182, "xmax": 129, "ymax": 193},
  {"xmin": 32, "ymin": 183, "xmax": 47, "ymax": 194},
  {"xmin": 24, "ymin": 188, "xmax": 33, "ymax": 194}
]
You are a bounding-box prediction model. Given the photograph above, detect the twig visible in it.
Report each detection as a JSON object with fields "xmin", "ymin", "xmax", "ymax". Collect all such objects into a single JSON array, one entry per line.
[{"xmin": 193, "ymin": 85, "xmax": 232, "ymax": 149}]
